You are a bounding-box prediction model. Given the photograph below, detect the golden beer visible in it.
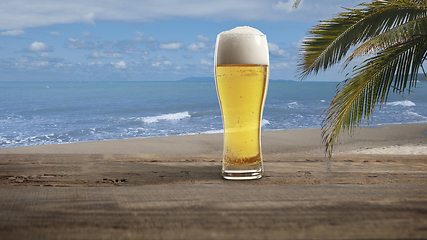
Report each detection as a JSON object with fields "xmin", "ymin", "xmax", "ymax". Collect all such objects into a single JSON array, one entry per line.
[
  {"xmin": 214, "ymin": 26, "xmax": 269, "ymax": 180},
  {"xmin": 216, "ymin": 64, "xmax": 268, "ymax": 166}
]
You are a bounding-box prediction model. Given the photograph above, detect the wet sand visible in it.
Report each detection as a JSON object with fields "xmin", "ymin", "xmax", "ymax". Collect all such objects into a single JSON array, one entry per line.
[{"xmin": 1, "ymin": 124, "xmax": 427, "ymax": 239}]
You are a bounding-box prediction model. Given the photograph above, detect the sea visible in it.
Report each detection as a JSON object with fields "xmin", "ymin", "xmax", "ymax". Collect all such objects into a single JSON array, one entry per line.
[{"xmin": 1, "ymin": 80, "xmax": 427, "ymax": 148}]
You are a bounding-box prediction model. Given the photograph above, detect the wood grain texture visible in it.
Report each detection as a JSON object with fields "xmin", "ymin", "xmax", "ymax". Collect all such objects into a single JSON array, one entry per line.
[{"xmin": 1, "ymin": 154, "xmax": 427, "ymax": 239}]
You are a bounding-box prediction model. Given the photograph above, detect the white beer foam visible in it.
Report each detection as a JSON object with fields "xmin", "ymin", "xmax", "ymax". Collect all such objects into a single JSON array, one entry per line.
[{"xmin": 215, "ymin": 26, "xmax": 269, "ymax": 66}]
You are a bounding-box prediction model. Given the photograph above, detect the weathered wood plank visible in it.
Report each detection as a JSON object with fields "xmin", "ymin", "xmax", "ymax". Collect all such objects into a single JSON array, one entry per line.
[
  {"xmin": 1, "ymin": 154, "xmax": 427, "ymax": 186},
  {"xmin": 0, "ymin": 154, "xmax": 426, "ymax": 239},
  {"xmin": 1, "ymin": 184, "xmax": 427, "ymax": 240}
]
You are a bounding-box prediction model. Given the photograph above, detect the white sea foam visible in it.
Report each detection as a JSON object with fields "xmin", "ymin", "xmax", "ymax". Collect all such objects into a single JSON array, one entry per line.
[
  {"xmin": 200, "ymin": 129, "xmax": 224, "ymax": 134},
  {"xmin": 215, "ymin": 26, "xmax": 269, "ymax": 65},
  {"xmin": 262, "ymin": 119, "xmax": 270, "ymax": 127},
  {"xmin": 141, "ymin": 111, "xmax": 191, "ymax": 124},
  {"xmin": 388, "ymin": 100, "xmax": 416, "ymax": 107},
  {"xmin": 288, "ymin": 101, "xmax": 298, "ymax": 108},
  {"xmin": 405, "ymin": 110, "xmax": 427, "ymax": 119}
]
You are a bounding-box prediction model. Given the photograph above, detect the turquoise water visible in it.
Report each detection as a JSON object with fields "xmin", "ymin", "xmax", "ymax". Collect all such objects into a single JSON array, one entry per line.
[{"xmin": 1, "ymin": 80, "xmax": 426, "ymax": 148}]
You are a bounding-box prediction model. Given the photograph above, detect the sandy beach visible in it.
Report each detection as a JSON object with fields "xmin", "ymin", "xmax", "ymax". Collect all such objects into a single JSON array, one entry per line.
[
  {"xmin": 2, "ymin": 123, "xmax": 427, "ymax": 155},
  {"xmin": 1, "ymin": 123, "xmax": 427, "ymax": 240}
]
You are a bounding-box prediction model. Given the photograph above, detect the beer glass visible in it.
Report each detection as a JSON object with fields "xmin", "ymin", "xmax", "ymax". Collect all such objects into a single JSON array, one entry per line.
[{"xmin": 214, "ymin": 26, "xmax": 269, "ymax": 180}]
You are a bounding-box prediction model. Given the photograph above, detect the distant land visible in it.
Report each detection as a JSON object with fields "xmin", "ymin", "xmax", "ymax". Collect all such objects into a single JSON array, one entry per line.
[
  {"xmin": 177, "ymin": 77, "xmax": 295, "ymax": 82},
  {"xmin": 176, "ymin": 73, "xmax": 427, "ymax": 82}
]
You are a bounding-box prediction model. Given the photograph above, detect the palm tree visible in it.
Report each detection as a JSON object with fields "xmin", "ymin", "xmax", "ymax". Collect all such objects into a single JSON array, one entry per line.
[{"xmin": 297, "ymin": 0, "xmax": 427, "ymax": 155}]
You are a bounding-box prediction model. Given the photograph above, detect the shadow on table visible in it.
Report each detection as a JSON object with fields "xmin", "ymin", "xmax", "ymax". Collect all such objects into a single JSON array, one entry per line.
[
  {"xmin": 0, "ymin": 153, "xmax": 226, "ymax": 186},
  {"xmin": 112, "ymin": 161, "xmax": 224, "ymax": 184}
]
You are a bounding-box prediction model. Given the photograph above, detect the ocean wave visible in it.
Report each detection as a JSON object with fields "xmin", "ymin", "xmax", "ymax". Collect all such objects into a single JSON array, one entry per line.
[
  {"xmin": 190, "ymin": 109, "xmax": 221, "ymax": 118},
  {"xmin": 196, "ymin": 129, "xmax": 224, "ymax": 134},
  {"xmin": 262, "ymin": 119, "xmax": 270, "ymax": 127},
  {"xmin": 140, "ymin": 111, "xmax": 191, "ymax": 124},
  {"xmin": 388, "ymin": 100, "xmax": 416, "ymax": 107},
  {"xmin": 0, "ymin": 133, "xmax": 66, "ymax": 148},
  {"xmin": 405, "ymin": 110, "xmax": 427, "ymax": 119},
  {"xmin": 288, "ymin": 101, "xmax": 299, "ymax": 108}
]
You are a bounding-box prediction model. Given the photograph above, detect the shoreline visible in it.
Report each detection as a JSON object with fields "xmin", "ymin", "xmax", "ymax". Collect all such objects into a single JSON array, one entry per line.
[{"xmin": 2, "ymin": 123, "xmax": 427, "ymax": 155}]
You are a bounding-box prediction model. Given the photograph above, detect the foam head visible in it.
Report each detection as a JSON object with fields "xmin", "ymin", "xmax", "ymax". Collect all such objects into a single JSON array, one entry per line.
[{"xmin": 215, "ymin": 26, "xmax": 269, "ymax": 66}]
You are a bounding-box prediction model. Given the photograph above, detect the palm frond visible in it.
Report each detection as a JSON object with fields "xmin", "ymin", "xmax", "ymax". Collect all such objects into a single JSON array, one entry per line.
[
  {"xmin": 322, "ymin": 35, "xmax": 427, "ymax": 155},
  {"xmin": 298, "ymin": 0, "xmax": 427, "ymax": 79},
  {"xmin": 346, "ymin": 16, "xmax": 427, "ymax": 65}
]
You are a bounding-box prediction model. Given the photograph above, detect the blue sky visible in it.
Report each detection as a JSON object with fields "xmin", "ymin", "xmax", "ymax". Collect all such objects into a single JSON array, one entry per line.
[{"xmin": 0, "ymin": 0, "xmax": 365, "ymax": 81}]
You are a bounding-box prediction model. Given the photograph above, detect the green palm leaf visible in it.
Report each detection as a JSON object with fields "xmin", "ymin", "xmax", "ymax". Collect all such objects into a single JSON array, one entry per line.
[
  {"xmin": 299, "ymin": 0, "xmax": 427, "ymax": 79},
  {"xmin": 323, "ymin": 35, "xmax": 427, "ymax": 155},
  {"xmin": 297, "ymin": 0, "xmax": 427, "ymax": 155},
  {"xmin": 346, "ymin": 16, "xmax": 427, "ymax": 65}
]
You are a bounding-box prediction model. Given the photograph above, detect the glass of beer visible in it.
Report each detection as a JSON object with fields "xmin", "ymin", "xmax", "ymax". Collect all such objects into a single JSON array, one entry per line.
[{"xmin": 214, "ymin": 26, "xmax": 269, "ymax": 180}]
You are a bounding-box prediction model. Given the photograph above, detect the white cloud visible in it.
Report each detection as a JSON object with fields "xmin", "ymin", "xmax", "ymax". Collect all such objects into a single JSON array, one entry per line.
[
  {"xmin": 39, "ymin": 52, "xmax": 50, "ymax": 57},
  {"xmin": 150, "ymin": 60, "xmax": 174, "ymax": 68},
  {"xmin": 130, "ymin": 31, "xmax": 156, "ymax": 43},
  {"xmin": 294, "ymin": 37, "xmax": 305, "ymax": 49},
  {"xmin": 159, "ymin": 41, "xmax": 184, "ymax": 50},
  {"xmin": 200, "ymin": 58, "xmax": 212, "ymax": 66},
  {"xmin": 1, "ymin": 30, "xmax": 24, "ymax": 36},
  {"xmin": 88, "ymin": 52, "xmax": 123, "ymax": 58},
  {"xmin": 268, "ymin": 42, "xmax": 289, "ymax": 57},
  {"xmin": 66, "ymin": 36, "xmax": 151, "ymax": 54},
  {"xmin": 146, "ymin": 36, "xmax": 156, "ymax": 42},
  {"xmin": 130, "ymin": 32, "xmax": 144, "ymax": 42},
  {"xmin": 155, "ymin": 55, "xmax": 166, "ymax": 61},
  {"xmin": 0, "ymin": 0, "xmax": 362, "ymax": 30},
  {"xmin": 197, "ymin": 35, "xmax": 210, "ymax": 42},
  {"xmin": 123, "ymin": 48, "xmax": 148, "ymax": 55},
  {"xmin": 270, "ymin": 62, "xmax": 290, "ymax": 69},
  {"xmin": 114, "ymin": 60, "xmax": 126, "ymax": 68},
  {"xmin": 54, "ymin": 63, "xmax": 76, "ymax": 68},
  {"xmin": 50, "ymin": 31, "xmax": 60, "ymax": 36},
  {"xmin": 83, "ymin": 12, "xmax": 96, "ymax": 26},
  {"xmin": 32, "ymin": 52, "xmax": 64, "ymax": 63},
  {"xmin": 31, "ymin": 61, "xmax": 49, "ymax": 67},
  {"xmin": 67, "ymin": 38, "xmax": 99, "ymax": 49},
  {"xmin": 188, "ymin": 42, "xmax": 208, "ymax": 52},
  {"xmin": 68, "ymin": 38, "xmax": 86, "ymax": 48},
  {"xmin": 140, "ymin": 56, "xmax": 150, "ymax": 61},
  {"xmin": 28, "ymin": 41, "xmax": 49, "ymax": 52},
  {"xmin": 87, "ymin": 61, "xmax": 103, "ymax": 66}
]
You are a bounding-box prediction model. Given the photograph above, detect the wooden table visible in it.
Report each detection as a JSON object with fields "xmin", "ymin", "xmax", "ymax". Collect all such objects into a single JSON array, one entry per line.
[{"xmin": 1, "ymin": 153, "xmax": 426, "ymax": 239}]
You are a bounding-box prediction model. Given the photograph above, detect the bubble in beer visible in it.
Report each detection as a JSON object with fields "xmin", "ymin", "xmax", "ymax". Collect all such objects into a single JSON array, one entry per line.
[{"xmin": 215, "ymin": 26, "xmax": 269, "ymax": 66}]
